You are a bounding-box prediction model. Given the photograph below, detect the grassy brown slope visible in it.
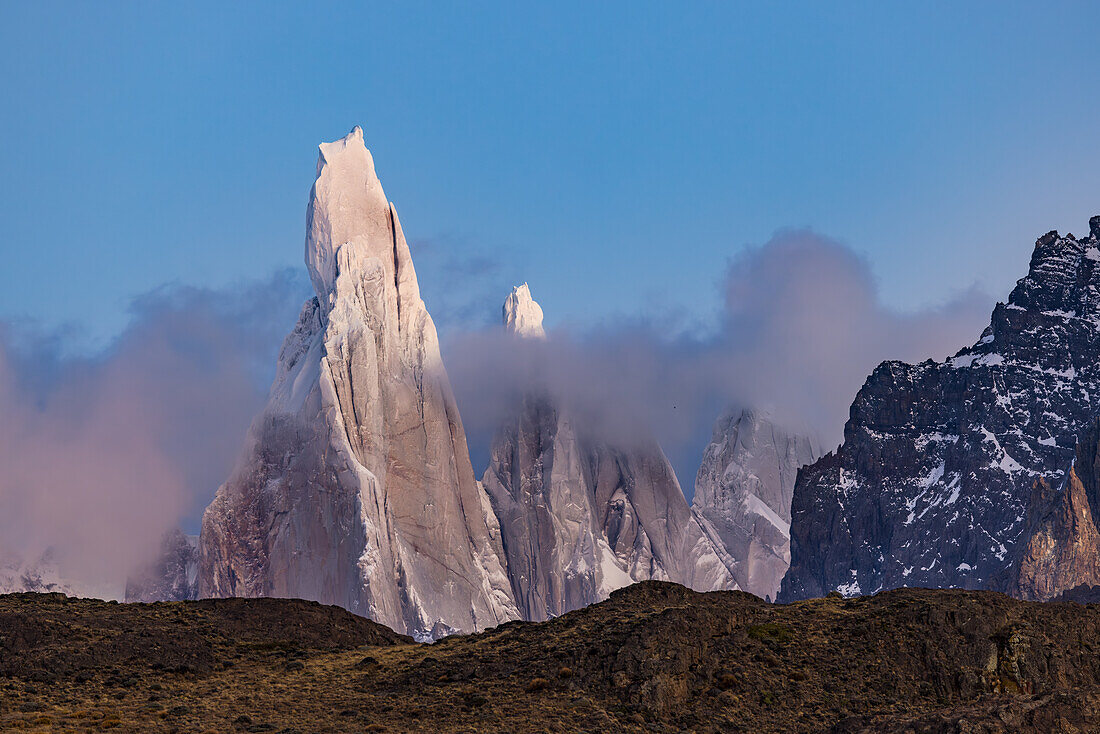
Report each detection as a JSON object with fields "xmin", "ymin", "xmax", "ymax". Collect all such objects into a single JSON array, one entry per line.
[{"xmin": 3, "ymin": 583, "xmax": 1100, "ymax": 732}]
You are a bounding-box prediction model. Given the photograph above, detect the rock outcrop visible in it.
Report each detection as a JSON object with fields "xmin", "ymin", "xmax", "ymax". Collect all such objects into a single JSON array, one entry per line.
[
  {"xmin": 199, "ymin": 127, "xmax": 518, "ymax": 638},
  {"xmin": 482, "ymin": 285, "xmax": 736, "ymax": 621},
  {"xmin": 1011, "ymin": 416, "xmax": 1100, "ymax": 600},
  {"xmin": 691, "ymin": 409, "xmax": 819, "ymax": 600},
  {"xmin": 125, "ymin": 529, "xmax": 199, "ymax": 603},
  {"xmin": 781, "ymin": 216, "xmax": 1100, "ymax": 601}
]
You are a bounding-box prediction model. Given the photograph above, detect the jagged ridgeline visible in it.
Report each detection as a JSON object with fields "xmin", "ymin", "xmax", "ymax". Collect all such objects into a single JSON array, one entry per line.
[
  {"xmin": 197, "ymin": 128, "xmax": 750, "ymax": 638},
  {"xmin": 781, "ymin": 218, "xmax": 1100, "ymax": 602}
]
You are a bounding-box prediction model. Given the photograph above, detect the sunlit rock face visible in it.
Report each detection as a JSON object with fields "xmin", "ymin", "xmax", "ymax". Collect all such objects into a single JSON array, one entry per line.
[
  {"xmin": 502, "ymin": 283, "xmax": 546, "ymax": 340},
  {"xmin": 691, "ymin": 409, "xmax": 820, "ymax": 601},
  {"xmin": 482, "ymin": 285, "xmax": 737, "ymax": 621},
  {"xmin": 199, "ymin": 127, "xmax": 518, "ymax": 639},
  {"xmin": 781, "ymin": 217, "xmax": 1100, "ymax": 602},
  {"xmin": 1012, "ymin": 416, "xmax": 1100, "ymax": 601}
]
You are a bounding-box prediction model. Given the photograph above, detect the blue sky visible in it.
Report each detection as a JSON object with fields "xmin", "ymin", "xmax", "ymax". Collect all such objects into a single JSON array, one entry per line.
[{"xmin": 2, "ymin": 2, "xmax": 1100, "ymax": 348}]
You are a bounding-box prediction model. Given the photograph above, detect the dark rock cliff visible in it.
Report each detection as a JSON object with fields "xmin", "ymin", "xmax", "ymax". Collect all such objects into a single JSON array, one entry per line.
[{"xmin": 782, "ymin": 217, "xmax": 1100, "ymax": 601}]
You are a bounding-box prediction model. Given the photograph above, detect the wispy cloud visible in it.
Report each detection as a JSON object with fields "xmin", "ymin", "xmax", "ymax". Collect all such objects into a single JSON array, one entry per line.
[
  {"xmin": 0, "ymin": 229, "xmax": 992, "ymax": 594},
  {"xmin": 0, "ymin": 270, "xmax": 309, "ymax": 594},
  {"xmin": 444, "ymin": 230, "xmax": 992, "ymax": 493}
]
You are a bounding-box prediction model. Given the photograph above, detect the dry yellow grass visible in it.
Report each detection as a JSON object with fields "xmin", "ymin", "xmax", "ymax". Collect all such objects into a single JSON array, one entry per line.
[{"xmin": 4, "ymin": 583, "xmax": 1100, "ymax": 732}]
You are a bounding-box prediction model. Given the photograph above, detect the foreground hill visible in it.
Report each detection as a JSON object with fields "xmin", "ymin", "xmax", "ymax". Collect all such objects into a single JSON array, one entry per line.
[{"xmin": 3, "ymin": 583, "xmax": 1100, "ymax": 732}]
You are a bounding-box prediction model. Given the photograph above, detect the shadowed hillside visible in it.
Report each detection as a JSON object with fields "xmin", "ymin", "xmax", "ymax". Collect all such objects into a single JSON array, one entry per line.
[{"xmin": 3, "ymin": 583, "xmax": 1100, "ymax": 732}]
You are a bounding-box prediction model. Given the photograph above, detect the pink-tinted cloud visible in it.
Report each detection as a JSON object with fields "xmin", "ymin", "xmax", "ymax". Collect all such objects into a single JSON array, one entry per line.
[
  {"xmin": 444, "ymin": 230, "xmax": 993, "ymax": 491},
  {"xmin": 0, "ymin": 230, "xmax": 992, "ymax": 593},
  {"xmin": 0, "ymin": 271, "xmax": 307, "ymax": 595}
]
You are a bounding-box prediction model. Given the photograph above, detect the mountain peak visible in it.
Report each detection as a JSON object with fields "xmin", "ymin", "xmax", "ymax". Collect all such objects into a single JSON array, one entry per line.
[
  {"xmin": 305, "ymin": 126, "xmax": 390, "ymax": 298},
  {"xmin": 782, "ymin": 216, "xmax": 1100, "ymax": 603},
  {"xmin": 315, "ymin": 125, "xmax": 372, "ymax": 178},
  {"xmin": 202, "ymin": 130, "xmax": 520, "ymax": 638},
  {"xmin": 1004, "ymin": 217, "xmax": 1100, "ymax": 316},
  {"xmin": 503, "ymin": 283, "xmax": 545, "ymax": 339}
]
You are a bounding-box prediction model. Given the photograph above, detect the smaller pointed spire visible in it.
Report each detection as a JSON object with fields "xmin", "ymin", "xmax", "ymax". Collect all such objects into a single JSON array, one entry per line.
[{"xmin": 503, "ymin": 283, "xmax": 546, "ymax": 339}]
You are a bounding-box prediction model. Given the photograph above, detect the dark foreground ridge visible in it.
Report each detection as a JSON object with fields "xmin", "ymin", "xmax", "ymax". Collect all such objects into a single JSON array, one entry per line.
[{"xmin": 4, "ymin": 582, "xmax": 1100, "ymax": 732}]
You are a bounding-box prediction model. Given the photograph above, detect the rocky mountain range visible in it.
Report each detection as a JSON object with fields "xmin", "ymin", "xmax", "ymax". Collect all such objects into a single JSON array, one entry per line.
[
  {"xmin": 192, "ymin": 129, "xmax": 779, "ymax": 637},
  {"xmin": 13, "ymin": 127, "xmax": 1100, "ymax": 637},
  {"xmin": 0, "ymin": 128, "xmax": 814, "ymax": 631},
  {"xmin": 782, "ymin": 217, "xmax": 1100, "ymax": 602}
]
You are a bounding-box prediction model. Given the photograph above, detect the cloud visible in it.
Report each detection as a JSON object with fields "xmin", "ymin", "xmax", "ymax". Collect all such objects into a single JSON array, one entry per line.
[
  {"xmin": 444, "ymin": 230, "xmax": 993, "ymax": 495},
  {"xmin": 707, "ymin": 230, "xmax": 991, "ymax": 442},
  {"xmin": 0, "ymin": 270, "xmax": 309, "ymax": 595},
  {"xmin": 0, "ymin": 229, "xmax": 992, "ymax": 595}
]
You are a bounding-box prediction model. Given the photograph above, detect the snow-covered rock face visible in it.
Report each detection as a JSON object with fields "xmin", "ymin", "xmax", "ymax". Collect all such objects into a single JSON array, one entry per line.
[
  {"xmin": 0, "ymin": 545, "xmax": 126, "ymax": 600},
  {"xmin": 691, "ymin": 409, "xmax": 819, "ymax": 601},
  {"xmin": 503, "ymin": 283, "xmax": 545, "ymax": 339},
  {"xmin": 199, "ymin": 127, "xmax": 519, "ymax": 637},
  {"xmin": 0, "ymin": 547, "xmax": 78, "ymax": 596},
  {"xmin": 482, "ymin": 288, "xmax": 737, "ymax": 621},
  {"xmin": 781, "ymin": 217, "xmax": 1100, "ymax": 602},
  {"xmin": 125, "ymin": 529, "xmax": 199, "ymax": 603}
]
